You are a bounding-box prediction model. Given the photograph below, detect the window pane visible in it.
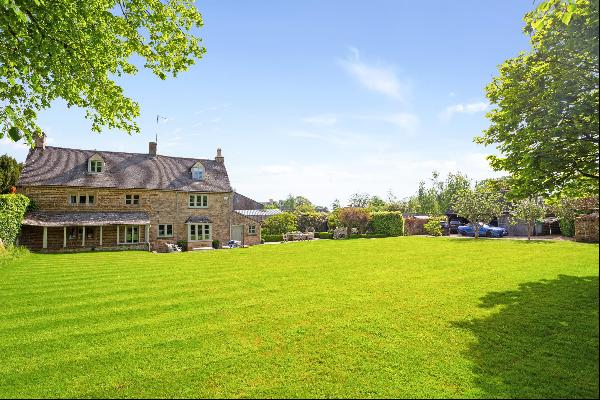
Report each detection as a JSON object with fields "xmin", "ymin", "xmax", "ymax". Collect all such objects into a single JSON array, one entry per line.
[
  {"xmin": 167, "ymin": 225, "xmax": 173, "ymax": 236},
  {"xmin": 79, "ymin": 195, "xmax": 86, "ymax": 204},
  {"xmin": 189, "ymin": 195, "xmax": 195, "ymax": 207},
  {"xmin": 159, "ymin": 225, "xmax": 165, "ymax": 236},
  {"xmin": 70, "ymin": 195, "xmax": 77, "ymax": 204},
  {"xmin": 133, "ymin": 195, "xmax": 139, "ymax": 204},
  {"xmin": 88, "ymin": 195, "xmax": 94, "ymax": 204},
  {"xmin": 202, "ymin": 196, "xmax": 208, "ymax": 207},
  {"xmin": 133, "ymin": 227, "xmax": 139, "ymax": 241}
]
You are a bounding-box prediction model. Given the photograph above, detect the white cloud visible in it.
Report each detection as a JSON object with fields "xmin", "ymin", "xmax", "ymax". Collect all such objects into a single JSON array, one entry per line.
[
  {"xmin": 357, "ymin": 112, "xmax": 419, "ymax": 131},
  {"xmin": 339, "ymin": 47, "xmax": 406, "ymax": 99},
  {"xmin": 441, "ymin": 101, "xmax": 489, "ymax": 120}
]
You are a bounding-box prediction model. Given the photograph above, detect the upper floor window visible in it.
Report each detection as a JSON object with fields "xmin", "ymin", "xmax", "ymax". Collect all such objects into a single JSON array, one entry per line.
[
  {"xmin": 88, "ymin": 154, "xmax": 104, "ymax": 173},
  {"xmin": 189, "ymin": 194, "xmax": 208, "ymax": 208},
  {"xmin": 69, "ymin": 194, "xmax": 95, "ymax": 205},
  {"xmin": 125, "ymin": 194, "xmax": 140, "ymax": 205},
  {"xmin": 191, "ymin": 162, "xmax": 204, "ymax": 181}
]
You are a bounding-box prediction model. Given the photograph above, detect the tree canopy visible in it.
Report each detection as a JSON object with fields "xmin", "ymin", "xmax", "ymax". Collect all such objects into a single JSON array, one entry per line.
[
  {"xmin": 0, "ymin": 0, "xmax": 205, "ymax": 144},
  {"xmin": 477, "ymin": 0, "xmax": 599, "ymax": 198},
  {"xmin": 0, "ymin": 155, "xmax": 22, "ymax": 193}
]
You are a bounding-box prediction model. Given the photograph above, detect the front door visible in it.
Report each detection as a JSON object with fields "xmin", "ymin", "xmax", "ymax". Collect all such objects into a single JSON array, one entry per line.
[{"xmin": 231, "ymin": 225, "xmax": 243, "ymax": 242}]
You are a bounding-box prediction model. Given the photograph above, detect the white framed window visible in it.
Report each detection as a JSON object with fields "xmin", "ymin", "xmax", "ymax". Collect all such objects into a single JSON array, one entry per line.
[
  {"xmin": 158, "ymin": 224, "xmax": 173, "ymax": 238},
  {"xmin": 191, "ymin": 162, "xmax": 204, "ymax": 181},
  {"xmin": 125, "ymin": 226, "xmax": 139, "ymax": 243},
  {"xmin": 90, "ymin": 160, "xmax": 103, "ymax": 173},
  {"xmin": 248, "ymin": 225, "xmax": 257, "ymax": 234},
  {"xmin": 188, "ymin": 224, "xmax": 211, "ymax": 241},
  {"xmin": 125, "ymin": 194, "xmax": 140, "ymax": 205},
  {"xmin": 69, "ymin": 194, "xmax": 95, "ymax": 205},
  {"xmin": 189, "ymin": 194, "xmax": 208, "ymax": 208}
]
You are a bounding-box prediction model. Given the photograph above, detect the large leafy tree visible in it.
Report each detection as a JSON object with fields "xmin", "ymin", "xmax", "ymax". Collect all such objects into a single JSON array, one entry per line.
[
  {"xmin": 476, "ymin": 0, "xmax": 599, "ymax": 198},
  {"xmin": 511, "ymin": 198, "xmax": 547, "ymax": 240},
  {"xmin": 0, "ymin": 154, "xmax": 22, "ymax": 193},
  {"xmin": 0, "ymin": 0, "xmax": 205, "ymax": 144}
]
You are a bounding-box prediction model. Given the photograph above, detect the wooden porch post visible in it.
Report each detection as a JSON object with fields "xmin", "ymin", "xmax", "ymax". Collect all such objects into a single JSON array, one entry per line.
[
  {"xmin": 117, "ymin": 225, "xmax": 120, "ymax": 245},
  {"xmin": 42, "ymin": 227, "xmax": 48, "ymax": 249},
  {"xmin": 63, "ymin": 227, "xmax": 66, "ymax": 248},
  {"xmin": 99, "ymin": 226, "xmax": 103, "ymax": 246},
  {"xmin": 82, "ymin": 226, "xmax": 86, "ymax": 247}
]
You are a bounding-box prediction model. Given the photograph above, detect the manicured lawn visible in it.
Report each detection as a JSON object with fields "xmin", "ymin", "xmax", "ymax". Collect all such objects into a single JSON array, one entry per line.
[{"xmin": 1, "ymin": 237, "xmax": 598, "ymax": 398}]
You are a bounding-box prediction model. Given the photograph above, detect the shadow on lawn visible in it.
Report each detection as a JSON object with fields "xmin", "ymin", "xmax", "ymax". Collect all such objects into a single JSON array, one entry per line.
[{"xmin": 453, "ymin": 275, "xmax": 599, "ymax": 399}]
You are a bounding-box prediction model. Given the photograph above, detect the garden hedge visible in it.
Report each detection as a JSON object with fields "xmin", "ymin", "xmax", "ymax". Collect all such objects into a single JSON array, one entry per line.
[
  {"xmin": 262, "ymin": 234, "xmax": 284, "ymax": 242},
  {"xmin": 0, "ymin": 194, "xmax": 30, "ymax": 245},
  {"xmin": 370, "ymin": 211, "xmax": 404, "ymax": 236}
]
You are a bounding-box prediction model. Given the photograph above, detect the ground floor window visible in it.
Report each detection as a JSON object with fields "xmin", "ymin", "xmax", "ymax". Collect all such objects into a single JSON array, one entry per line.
[
  {"xmin": 158, "ymin": 224, "xmax": 173, "ymax": 238},
  {"xmin": 248, "ymin": 225, "xmax": 257, "ymax": 234},
  {"xmin": 188, "ymin": 224, "xmax": 211, "ymax": 241},
  {"xmin": 125, "ymin": 226, "xmax": 139, "ymax": 243}
]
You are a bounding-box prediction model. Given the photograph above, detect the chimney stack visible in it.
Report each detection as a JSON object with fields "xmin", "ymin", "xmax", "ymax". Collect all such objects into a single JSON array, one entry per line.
[
  {"xmin": 34, "ymin": 132, "xmax": 47, "ymax": 150},
  {"xmin": 215, "ymin": 148, "xmax": 224, "ymax": 163},
  {"xmin": 149, "ymin": 141, "xmax": 157, "ymax": 156}
]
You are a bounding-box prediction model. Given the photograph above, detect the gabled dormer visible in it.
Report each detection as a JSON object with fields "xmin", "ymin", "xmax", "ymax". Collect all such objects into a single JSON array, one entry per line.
[
  {"xmin": 191, "ymin": 161, "xmax": 204, "ymax": 181},
  {"xmin": 88, "ymin": 153, "xmax": 104, "ymax": 174}
]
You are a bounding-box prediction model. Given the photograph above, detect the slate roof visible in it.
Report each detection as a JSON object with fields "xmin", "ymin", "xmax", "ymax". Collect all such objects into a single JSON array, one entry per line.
[
  {"xmin": 234, "ymin": 209, "xmax": 282, "ymax": 222},
  {"xmin": 22, "ymin": 211, "xmax": 150, "ymax": 227},
  {"xmin": 185, "ymin": 216, "xmax": 212, "ymax": 223},
  {"xmin": 232, "ymin": 192, "xmax": 264, "ymax": 210},
  {"xmin": 18, "ymin": 146, "xmax": 232, "ymax": 192}
]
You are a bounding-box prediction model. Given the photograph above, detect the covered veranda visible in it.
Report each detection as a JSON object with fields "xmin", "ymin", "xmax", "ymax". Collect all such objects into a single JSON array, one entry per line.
[{"xmin": 20, "ymin": 211, "xmax": 151, "ymax": 251}]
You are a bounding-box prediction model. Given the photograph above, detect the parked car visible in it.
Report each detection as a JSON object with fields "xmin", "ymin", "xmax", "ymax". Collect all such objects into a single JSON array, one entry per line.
[
  {"xmin": 449, "ymin": 219, "xmax": 463, "ymax": 234},
  {"xmin": 457, "ymin": 223, "xmax": 508, "ymax": 238}
]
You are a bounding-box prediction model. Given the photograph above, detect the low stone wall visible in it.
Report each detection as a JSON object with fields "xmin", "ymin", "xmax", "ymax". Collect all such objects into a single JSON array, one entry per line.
[{"xmin": 575, "ymin": 213, "xmax": 599, "ymax": 243}]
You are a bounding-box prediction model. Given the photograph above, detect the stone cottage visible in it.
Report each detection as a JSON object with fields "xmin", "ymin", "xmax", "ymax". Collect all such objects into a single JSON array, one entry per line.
[{"xmin": 17, "ymin": 134, "xmax": 263, "ymax": 252}]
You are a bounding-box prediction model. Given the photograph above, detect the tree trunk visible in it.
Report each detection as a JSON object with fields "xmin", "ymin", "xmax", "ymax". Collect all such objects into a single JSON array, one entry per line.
[
  {"xmin": 527, "ymin": 222, "xmax": 532, "ymax": 241},
  {"xmin": 474, "ymin": 223, "xmax": 479, "ymax": 239}
]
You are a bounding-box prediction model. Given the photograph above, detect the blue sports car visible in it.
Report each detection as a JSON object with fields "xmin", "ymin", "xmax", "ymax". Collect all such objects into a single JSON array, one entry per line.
[{"xmin": 457, "ymin": 223, "xmax": 508, "ymax": 238}]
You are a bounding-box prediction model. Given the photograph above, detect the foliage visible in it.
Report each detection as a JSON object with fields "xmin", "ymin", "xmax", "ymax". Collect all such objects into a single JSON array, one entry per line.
[
  {"xmin": 261, "ymin": 234, "xmax": 283, "ymax": 242},
  {"xmin": 331, "ymin": 199, "xmax": 341, "ymax": 211},
  {"xmin": 176, "ymin": 240, "xmax": 188, "ymax": 251},
  {"xmin": 338, "ymin": 207, "xmax": 370, "ymax": 235},
  {"xmin": 452, "ymin": 187, "xmax": 503, "ymax": 238},
  {"xmin": 559, "ymin": 218, "xmax": 576, "ymax": 237},
  {"xmin": 261, "ymin": 212, "xmax": 298, "ymax": 235},
  {"xmin": 367, "ymin": 196, "xmax": 387, "ymax": 212},
  {"xmin": 476, "ymin": 0, "xmax": 599, "ymax": 197},
  {"xmin": 0, "ymin": 193, "xmax": 29, "ymax": 245},
  {"xmin": 347, "ymin": 192, "xmax": 370, "ymax": 208},
  {"xmin": 0, "ymin": 155, "xmax": 22, "ymax": 193},
  {"xmin": 316, "ymin": 232, "xmax": 333, "ymax": 239},
  {"xmin": 549, "ymin": 195, "xmax": 599, "ymax": 237},
  {"xmin": 510, "ymin": 198, "xmax": 547, "ymax": 240},
  {"xmin": 211, "ymin": 240, "xmax": 220, "ymax": 249},
  {"xmin": 370, "ymin": 211, "xmax": 404, "ymax": 236},
  {"xmin": 0, "ymin": 0, "xmax": 206, "ymax": 144},
  {"xmin": 1, "ymin": 239, "xmax": 597, "ymax": 398},
  {"xmin": 296, "ymin": 212, "xmax": 328, "ymax": 232},
  {"xmin": 424, "ymin": 217, "xmax": 446, "ymax": 237},
  {"xmin": 327, "ymin": 208, "xmax": 341, "ymax": 230}
]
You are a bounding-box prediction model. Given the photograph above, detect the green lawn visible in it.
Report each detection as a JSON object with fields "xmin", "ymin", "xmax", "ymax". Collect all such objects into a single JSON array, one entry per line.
[{"xmin": 1, "ymin": 237, "xmax": 598, "ymax": 398}]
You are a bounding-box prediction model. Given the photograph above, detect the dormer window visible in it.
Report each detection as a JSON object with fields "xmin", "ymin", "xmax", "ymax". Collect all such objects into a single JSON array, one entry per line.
[
  {"xmin": 88, "ymin": 154, "xmax": 104, "ymax": 173},
  {"xmin": 191, "ymin": 162, "xmax": 204, "ymax": 181}
]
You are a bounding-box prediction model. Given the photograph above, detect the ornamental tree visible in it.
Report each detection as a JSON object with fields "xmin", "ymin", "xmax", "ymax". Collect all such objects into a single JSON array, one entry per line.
[
  {"xmin": 0, "ymin": 155, "xmax": 22, "ymax": 193},
  {"xmin": 476, "ymin": 0, "xmax": 599, "ymax": 198},
  {"xmin": 338, "ymin": 207, "xmax": 370, "ymax": 236},
  {"xmin": 452, "ymin": 187, "xmax": 503, "ymax": 239},
  {"xmin": 0, "ymin": 0, "xmax": 205, "ymax": 144},
  {"xmin": 261, "ymin": 212, "xmax": 298, "ymax": 235},
  {"xmin": 511, "ymin": 198, "xmax": 547, "ymax": 240}
]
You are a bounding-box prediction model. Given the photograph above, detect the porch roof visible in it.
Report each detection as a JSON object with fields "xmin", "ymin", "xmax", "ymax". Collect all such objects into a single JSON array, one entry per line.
[
  {"xmin": 22, "ymin": 211, "xmax": 150, "ymax": 227},
  {"xmin": 185, "ymin": 215, "xmax": 212, "ymax": 224}
]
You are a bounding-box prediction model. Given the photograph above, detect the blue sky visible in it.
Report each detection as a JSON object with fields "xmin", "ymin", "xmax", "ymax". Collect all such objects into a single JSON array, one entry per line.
[{"xmin": 1, "ymin": 0, "xmax": 533, "ymax": 207}]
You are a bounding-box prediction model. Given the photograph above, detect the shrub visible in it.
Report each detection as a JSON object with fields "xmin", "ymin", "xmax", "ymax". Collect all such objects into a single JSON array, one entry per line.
[
  {"xmin": 262, "ymin": 213, "xmax": 298, "ymax": 235},
  {"xmin": 370, "ymin": 211, "xmax": 404, "ymax": 236},
  {"xmin": 262, "ymin": 234, "xmax": 284, "ymax": 242},
  {"xmin": 559, "ymin": 218, "xmax": 575, "ymax": 237},
  {"xmin": 211, "ymin": 239, "xmax": 220, "ymax": 249},
  {"xmin": 0, "ymin": 194, "xmax": 30, "ymax": 245},
  {"xmin": 365, "ymin": 233, "xmax": 387, "ymax": 238},
  {"xmin": 339, "ymin": 208, "xmax": 370, "ymax": 235},
  {"xmin": 296, "ymin": 211, "xmax": 328, "ymax": 232},
  {"xmin": 317, "ymin": 232, "xmax": 333, "ymax": 239},
  {"xmin": 424, "ymin": 219, "xmax": 443, "ymax": 236},
  {"xmin": 176, "ymin": 240, "xmax": 188, "ymax": 251}
]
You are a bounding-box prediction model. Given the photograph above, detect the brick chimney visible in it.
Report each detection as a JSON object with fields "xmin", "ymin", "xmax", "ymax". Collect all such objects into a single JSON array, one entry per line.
[
  {"xmin": 149, "ymin": 141, "xmax": 157, "ymax": 156},
  {"xmin": 34, "ymin": 132, "xmax": 47, "ymax": 150},
  {"xmin": 215, "ymin": 147, "xmax": 224, "ymax": 163}
]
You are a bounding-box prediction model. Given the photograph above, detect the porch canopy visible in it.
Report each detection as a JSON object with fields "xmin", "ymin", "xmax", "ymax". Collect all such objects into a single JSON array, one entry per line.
[{"xmin": 22, "ymin": 211, "xmax": 150, "ymax": 227}]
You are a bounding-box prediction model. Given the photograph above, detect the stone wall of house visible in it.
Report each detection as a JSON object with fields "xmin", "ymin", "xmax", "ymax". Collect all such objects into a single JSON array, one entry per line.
[
  {"xmin": 17, "ymin": 186, "xmax": 233, "ymax": 251},
  {"xmin": 575, "ymin": 213, "xmax": 599, "ymax": 243},
  {"xmin": 231, "ymin": 212, "xmax": 261, "ymax": 246}
]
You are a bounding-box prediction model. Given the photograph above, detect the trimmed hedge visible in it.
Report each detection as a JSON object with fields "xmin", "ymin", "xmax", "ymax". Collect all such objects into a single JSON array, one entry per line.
[
  {"xmin": 316, "ymin": 232, "xmax": 333, "ymax": 239},
  {"xmin": 262, "ymin": 234, "xmax": 284, "ymax": 242},
  {"xmin": 370, "ymin": 211, "xmax": 404, "ymax": 236},
  {"xmin": 0, "ymin": 194, "xmax": 29, "ymax": 245}
]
